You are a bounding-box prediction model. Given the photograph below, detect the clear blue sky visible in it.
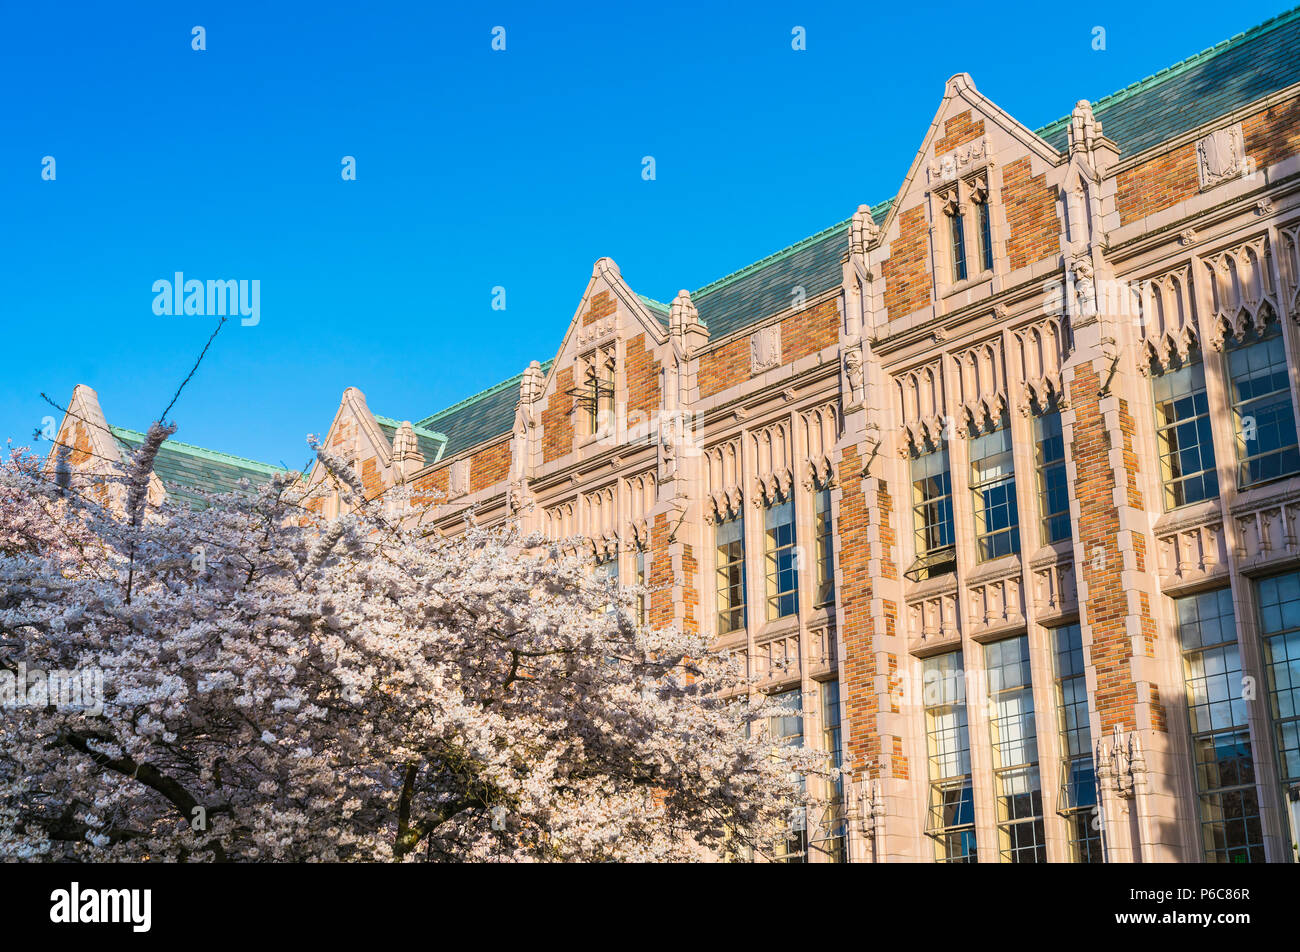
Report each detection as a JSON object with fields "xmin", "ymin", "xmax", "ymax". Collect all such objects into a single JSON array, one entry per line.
[{"xmin": 1, "ymin": 0, "xmax": 1290, "ymax": 470}]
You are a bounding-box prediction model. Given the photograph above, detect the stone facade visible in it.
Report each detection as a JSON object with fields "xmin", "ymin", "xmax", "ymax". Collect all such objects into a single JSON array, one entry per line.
[{"xmin": 50, "ymin": 12, "xmax": 1300, "ymax": 862}]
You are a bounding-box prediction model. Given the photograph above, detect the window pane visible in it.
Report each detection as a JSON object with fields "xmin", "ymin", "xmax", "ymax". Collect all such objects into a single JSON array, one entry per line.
[
  {"xmin": 1152, "ymin": 358, "xmax": 1219, "ymax": 509},
  {"xmin": 923, "ymin": 651, "xmax": 977, "ymax": 862},
  {"xmin": 1227, "ymin": 326, "xmax": 1300, "ymax": 488},
  {"xmin": 971, "ymin": 422, "xmax": 1020, "ymax": 561}
]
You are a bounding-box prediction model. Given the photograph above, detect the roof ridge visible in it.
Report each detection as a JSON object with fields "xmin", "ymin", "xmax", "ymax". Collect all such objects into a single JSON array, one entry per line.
[
  {"xmin": 110, "ymin": 425, "xmax": 286, "ymax": 474},
  {"xmin": 416, "ymin": 358, "xmax": 555, "ymax": 429},
  {"xmin": 637, "ymin": 293, "xmax": 671, "ymax": 313},
  {"xmin": 1035, "ymin": 4, "xmax": 1300, "ymax": 141},
  {"xmin": 371, "ymin": 414, "xmax": 448, "ymax": 441},
  {"xmin": 688, "ymin": 196, "xmax": 894, "ymax": 301}
]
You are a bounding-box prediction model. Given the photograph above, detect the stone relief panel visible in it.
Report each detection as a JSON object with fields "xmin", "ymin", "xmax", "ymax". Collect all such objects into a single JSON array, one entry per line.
[
  {"xmin": 953, "ymin": 336, "xmax": 1007, "ymax": 432},
  {"xmin": 1196, "ymin": 123, "xmax": 1248, "ymax": 190},
  {"xmin": 750, "ymin": 324, "xmax": 783, "ymax": 374}
]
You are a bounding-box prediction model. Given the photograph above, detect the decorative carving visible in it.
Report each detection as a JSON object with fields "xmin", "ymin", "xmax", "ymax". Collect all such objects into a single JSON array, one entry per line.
[
  {"xmin": 447, "ymin": 458, "xmax": 471, "ymax": 498},
  {"xmin": 1156, "ymin": 517, "xmax": 1226, "ymax": 589},
  {"xmin": 843, "ymin": 339, "xmax": 865, "ymax": 405},
  {"xmin": 927, "ymin": 135, "xmax": 990, "ymax": 184},
  {"xmin": 669, "ymin": 289, "xmax": 708, "ymax": 353},
  {"xmin": 1032, "ymin": 560, "xmax": 1077, "ymax": 618},
  {"xmin": 953, "ymin": 336, "xmax": 1007, "ymax": 432},
  {"xmin": 752, "ymin": 420, "xmax": 794, "ymax": 506},
  {"xmin": 1234, "ymin": 497, "xmax": 1300, "ymax": 571},
  {"xmin": 1012, "ymin": 316, "xmax": 1069, "ymax": 414},
  {"xmin": 704, "ymin": 438, "xmax": 744, "ymax": 524},
  {"xmin": 801, "ymin": 403, "xmax": 838, "ymax": 489},
  {"xmin": 895, "ymin": 360, "xmax": 947, "ymax": 455},
  {"xmin": 1069, "ymin": 255, "xmax": 1096, "ymax": 320},
  {"xmin": 575, "ymin": 317, "xmax": 617, "ymax": 348},
  {"xmin": 1279, "ymin": 222, "xmax": 1300, "ymax": 323},
  {"xmin": 1136, "ymin": 265, "xmax": 1198, "ymax": 375},
  {"xmin": 1201, "ymin": 235, "xmax": 1278, "ymax": 350},
  {"xmin": 750, "ymin": 324, "xmax": 783, "ymax": 374},
  {"xmin": 1178, "ymin": 229, "xmax": 1198, "ymax": 246},
  {"xmin": 849, "ymin": 204, "xmax": 880, "ymax": 260},
  {"xmin": 1196, "ymin": 123, "xmax": 1247, "ymax": 190},
  {"xmin": 1068, "ymin": 100, "xmax": 1101, "ymax": 157},
  {"xmin": 906, "ymin": 589, "xmax": 960, "ymax": 651},
  {"xmin": 967, "ymin": 573, "xmax": 1025, "ymax": 638}
]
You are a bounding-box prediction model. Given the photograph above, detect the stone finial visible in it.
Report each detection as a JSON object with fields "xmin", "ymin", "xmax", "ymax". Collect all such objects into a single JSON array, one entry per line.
[
  {"xmin": 1069, "ymin": 100, "xmax": 1101, "ymax": 156},
  {"xmin": 670, "ymin": 289, "xmax": 708, "ymax": 354},
  {"xmin": 520, "ymin": 360, "xmax": 544, "ymax": 405},
  {"xmin": 391, "ymin": 421, "xmax": 425, "ymax": 484},
  {"xmin": 850, "ymin": 204, "xmax": 879, "ymax": 260}
]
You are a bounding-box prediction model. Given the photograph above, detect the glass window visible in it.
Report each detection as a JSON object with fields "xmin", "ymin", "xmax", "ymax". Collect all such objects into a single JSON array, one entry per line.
[
  {"xmin": 810, "ymin": 680, "xmax": 847, "ymax": 863},
  {"xmin": 1176, "ymin": 587, "xmax": 1264, "ymax": 863},
  {"xmin": 985, "ymin": 635, "xmax": 1046, "ymax": 862},
  {"xmin": 976, "ymin": 200, "xmax": 994, "ymax": 273},
  {"xmin": 970, "ymin": 421, "xmax": 1020, "ymax": 561},
  {"xmin": 767, "ymin": 689, "xmax": 807, "ymax": 863},
  {"xmin": 814, "ymin": 483, "xmax": 835, "ymax": 607},
  {"xmin": 1253, "ymin": 572, "xmax": 1300, "ymax": 854},
  {"xmin": 764, "ymin": 498, "xmax": 798, "ymax": 620},
  {"xmin": 950, "ymin": 210, "xmax": 968, "ymax": 282},
  {"xmin": 1034, "ymin": 411, "xmax": 1071, "ymax": 544},
  {"xmin": 923, "ymin": 652, "xmax": 977, "ymax": 862},
  {"xmin": 908, "ymin": 447, "xmax": 956, "ymax": 581},
  {"xmin": 1227, "ymin": 323, "xmax": 1300, "ymax": 488},
  {"xmin": 1152, "ymin": 357, "xmax": 1218, "ymax": 509},
  {"xmin": 715, "ymin": 516, "xmax": 746, "ymax": 634},
  {"xmin": 1051, "ymin": 624, "xmax": 1101, "ymax": 862},
  {"xmin": 634, "ymin": 547, "xmax": 647, "ymax": 627}
]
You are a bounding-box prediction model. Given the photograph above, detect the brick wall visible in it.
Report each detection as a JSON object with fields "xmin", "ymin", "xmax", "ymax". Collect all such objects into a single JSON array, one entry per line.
[
  {"xmin": 582, "ymin": 290, "xmax": 617, "ymax": 326},
  {"xmin": 469, "ymin": 440, "xmax": 512, "ymax": 493},
  {"xmin": 881, "ymin": 204, "xmax": 931, "ymax": 322},
  {"xmin": 696, "ymin": 298, "xmax": 841, "ymax": 400},
  {"xmin": 1069, "ymin": 363, "xmax": 1156, "ymax": 733},
  {"xmin": 410, "ymin": 466, "xmax": 449, "ymax": 507},
  {"xmin": 625, "ymin": 333, "xmax": 661, "ymax": 422},
  {"xmin": 837, "ymin": 446, "xmax": 882, "ymax": 780},
  {"xmin": 1115, "ymin": 93, "xmax": 1300, "ymax": 226},
  {"xmin": 648, "ymin": 511, "xmax": 673, "ymax": 628},
  {"xmin": 1001, "ymin": 156, "xmax": 1060, "ymax": 270},
  {"xmin": 934, "ymin": 110, "xmax": 985, "ymax": 157},
  {"xmin": 542, "ymin": 366, "xmax": 574, "ymax": 464}
]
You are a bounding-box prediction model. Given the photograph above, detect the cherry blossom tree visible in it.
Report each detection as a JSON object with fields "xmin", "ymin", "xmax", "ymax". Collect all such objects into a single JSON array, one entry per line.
[{"xmin": 0, "ymin": 428, "xmax": 824, "ymax": 862}]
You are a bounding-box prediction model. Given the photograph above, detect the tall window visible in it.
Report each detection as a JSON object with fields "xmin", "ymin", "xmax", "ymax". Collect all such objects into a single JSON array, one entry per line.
[
  {"xmin": 582, "ymin": 345, "xmax": 616, "ymax": 436},
  {"xmin": 923, "ymin": 651, "xmax": 977, "ymax": 862},
  {"xmin": 1051, "ymin": 624, "xmax": 1101, "ymax": 862},
  {"xmin": 970, "ymin": 421, "xmax": 1020, "ymax": 561},
  {"xmin": 1176, "ymin": 587, "xmax": 1264, "ymax": 863},
  {"xmin": 950, "ymin": 209, "xmax": 968, "ymax": 282},
  {"xmin": 1034, "ymin": 411, "xmax": 1071, "ymax": 544},
  {"xmin": 1152, "ymin": 356, "xmax": 1218, "ymax": 509},
  {"xmin": 908, "ymin": 446, "xmax": 956, "ymax": 581},
  {"xmin": 811, "ymin": 680, "xmax": 847, "ymax": 863},
  {"xmin": 813, "ymin": 482, "xmax": 835, "ymax": 607},
  {"xmin": 1254, "ymin": 572, "xmax": 1300, "ymax": 856},
  {"xmin": 634, "ymin": 547, "xmax": 647, "ymax": 627},
  {"xmin": 986, "ymin": 635, "xmax": 1046, "ymax": 862},
  {"xmin": 715, "ymin": 516, "xmax": 746, "ymax": 634},
  {"xmin": 764, "ymin": 498, "xmax": 798, "ymax": 620},
  {"xmin": 975, "ymin": 199, "xmax": 994, "ymax": 273},
  {"xmin": 767, "ymin": 689, "xmax": 807, "ymax": 863},
  {"xmin": 1226, "ymin": 323, "xmax": 1300, "ymax": 488}
]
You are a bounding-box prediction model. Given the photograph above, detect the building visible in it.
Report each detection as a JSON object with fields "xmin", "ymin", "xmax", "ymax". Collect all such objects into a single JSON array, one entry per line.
[{"xmin": 49, "ymin": 8, "xmax": 1300, "ymax": 862}]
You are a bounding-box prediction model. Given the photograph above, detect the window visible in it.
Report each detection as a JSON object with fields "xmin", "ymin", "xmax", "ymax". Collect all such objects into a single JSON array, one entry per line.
[
  {"xmin": 715, "ymin": 516, "xmax": 747, "ymax": 634},
  {"xmin": 581, "ymin": 345, "xmax": 616, "ymax": 437},
  {"xmin": 985, "ymin": 635, "xmax": 1046, "ymax": 862},
  {"xmin": 813, "ymin": 483, "xmax": 835, "ymax": 607},
  {"xmin": 975, "ymin": 199, "xmax": 994, "ymax": 273},
  {"xmin": 810, "ymin": 680, "xmax": 847, "ymax": 863},
  {"xmin": 1152, "ymin": 356, "xmax": 1218, "ymax": 509},
  {"xmin": 949, "ymin": 208, "xmax": 968, "ymax": 282},
  {"xmin": 1226, "ymin": 323, "xmax": 1300, "ymax": 488},
  {"xmin": 923, "ymin": 652, "xmax": 976, "ymax": 862},
  {"xmin": 764, "ymin": 498, "xmax": 798, "ymax": 620},
  {"xmin": 767, "ymin": 689, "xmax": 807, "ymax": 863},
  {"xmin": 970, "ymin": 421, "xmax": 1020, "ymax": 561},
  {"xmin": 1176, "ymin": 587, "xmax": 1264, "ymax": 863},
  {"xmin": 908, "ymin": 447, "xmax": 956, "ymax": 580},
  {"xmin": 634, "ymin": 547, "xmax": 647, "ymax": 627},
  {"xmin": 1254, "ymin": 572, "xmax": 1300, "ymax": 855},
  {"xmin": 1034, "ymin": 411, "xmax": 1071, "ymax": 544},
  {"xmin": 1051, "ymin": 624, "xmax": 1101, "ymax": 862}
]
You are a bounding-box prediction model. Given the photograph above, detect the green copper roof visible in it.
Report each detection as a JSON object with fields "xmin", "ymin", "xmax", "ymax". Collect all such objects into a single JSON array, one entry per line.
[
  {"xmin": 1035, "ymin": 6, "xmax": 1300, "ymax": 154},
  {"xmin": 416, "ymin": 359, "xmax": 554, "ymax": 458},
  {"xmin": 110, "ymin": 426, "xmax": 285, "ymax": 511},
  {"xmin": 398, "ymin": 10, "xmax": 1300, "ymax": 460},
  {"xmin": 372, "ymin": 415, "xmax": 448, "ymax": 464}
]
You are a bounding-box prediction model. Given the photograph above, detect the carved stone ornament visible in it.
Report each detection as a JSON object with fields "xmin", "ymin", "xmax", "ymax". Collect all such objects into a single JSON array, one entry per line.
[
  {"xmin": 750, "ymin": 324, "xmax": 782, "ymax": 374},
  {"xmin": 1196, "ymin": 123, "xmax": 1247, "ymax": 190}
]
